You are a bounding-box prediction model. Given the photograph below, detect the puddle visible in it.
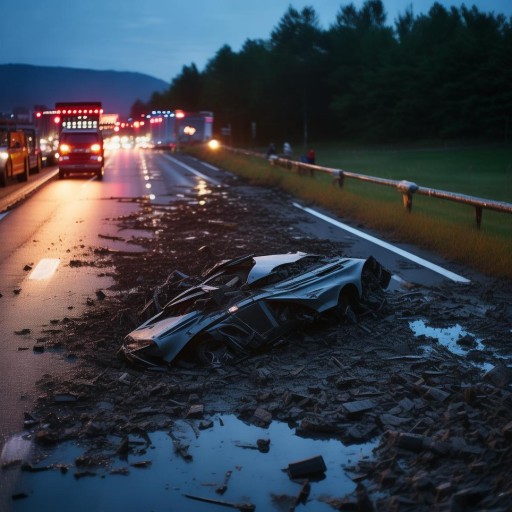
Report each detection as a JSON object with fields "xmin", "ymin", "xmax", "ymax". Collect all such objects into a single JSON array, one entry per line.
[
  {"xmin": 3, "ymin": 415, "xmax": 377, "ymax": 512},
  {"xmin": 409, "ymin": 320, "xmax": 498, "ymax": 371},
  {"xmin": 410, "ymin": 320, "xmax": 484, "ymax": 357}
]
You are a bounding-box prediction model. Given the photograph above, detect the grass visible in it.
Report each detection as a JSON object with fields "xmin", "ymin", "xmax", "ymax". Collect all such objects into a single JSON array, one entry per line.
[
  {"xmin": 314, "ymin": 143, "xmax": 512, "ymax": 202},
  {"xmin": 187, "ymin": 143, "xmax": 512, "ymax": 280}
]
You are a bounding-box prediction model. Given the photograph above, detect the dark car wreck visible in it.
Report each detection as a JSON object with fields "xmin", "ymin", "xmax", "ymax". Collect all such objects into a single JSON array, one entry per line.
[{"xmin": 120, "ymin": 252, "xmax": 391, "ymax": 367}]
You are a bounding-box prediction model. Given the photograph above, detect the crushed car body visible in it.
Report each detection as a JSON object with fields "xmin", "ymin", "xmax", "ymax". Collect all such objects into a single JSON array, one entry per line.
[{"xmin": 121, "ymin": 252, "xmax": 391, "ymax": 367}]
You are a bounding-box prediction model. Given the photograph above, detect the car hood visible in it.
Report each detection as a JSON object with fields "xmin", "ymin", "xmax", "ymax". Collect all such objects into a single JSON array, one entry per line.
[{"xmin": 128, "ymin": 308, "xmax": 227, "ymax": 363}]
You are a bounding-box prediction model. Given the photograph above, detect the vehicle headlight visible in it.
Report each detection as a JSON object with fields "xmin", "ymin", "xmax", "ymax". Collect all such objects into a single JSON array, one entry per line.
[
  {"xmin": 123, "ymin": 336, "xmax": 156, "ymax": 352},
  {"xmin": 208, "ymin": 139, "xmax": 220, "ymax": 150},
  {"xmin": 0, "ymin": 151, "xmax": 8, "ymax": 160}
]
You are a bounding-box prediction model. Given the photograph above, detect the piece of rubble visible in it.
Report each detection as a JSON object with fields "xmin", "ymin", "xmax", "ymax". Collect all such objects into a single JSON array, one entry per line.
[
  {"xmin": 483, "ymin": 364, "xmax": 512, "ymax": 388},
  {"xmin": 53, "ymin": 393, "xmax": 79, "ymax": 403},
  {"xmin": 251, "ymin": 407, "xmax": 272, "ymax": 427},
  {"xmin": 14, "ymin": 328, "xmax": 31, "ymax": 335},
  {"xmin": 216, "ymin": 469, "xmax": 232, "ymax": 494},
  {"xmin": 198, "ymin": 419, "xmax": 214, "ymax": 430},
  {"xmin": 183, "ymin": 493, "xmax": 256, "ymax": 511},
  {"xmin": 257, "ymin": 439, "xmax": 270, "ymax": 453},
  {"xmin": 186, "ymin": 404, "xmax": 204, "ymax": 418},
  {"xmin": 342, "ymin": 399, "xmax": 375, "ymax": 415},
  {"xmin": 285, "ymin": 455, "xmax": 326, "ymax": 479},
  {"xmin": 379, "ymin": 413, "xmax": 411, "ymax": 427},
  {"xmin": 170, "ymin": 435, "xmax": 192, "ymax": 461},
  {"xmin": 130, "ymin": 460, "xmax": 152, "ymax": 468}
]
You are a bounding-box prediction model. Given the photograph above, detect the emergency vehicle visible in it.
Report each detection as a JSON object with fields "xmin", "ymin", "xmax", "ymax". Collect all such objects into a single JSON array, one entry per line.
[
  {"xmin": 54, "ymin": 102, "xmax": 105, "ymax": 180},
  {"xmin": 146, "ymin": 110, "xmax": 213, "ymax": 149}
]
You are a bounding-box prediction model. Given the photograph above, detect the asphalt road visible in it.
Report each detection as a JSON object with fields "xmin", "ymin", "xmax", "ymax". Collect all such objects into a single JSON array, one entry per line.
[{"xmin": 0, "ymin": 149, "xmax": 212, "ymax": 442}]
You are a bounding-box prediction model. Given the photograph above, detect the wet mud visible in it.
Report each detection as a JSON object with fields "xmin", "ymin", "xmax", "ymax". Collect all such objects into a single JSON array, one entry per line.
[{"xmin": 4, "ymin": 174, "xmax": 512, "ymax": 511}]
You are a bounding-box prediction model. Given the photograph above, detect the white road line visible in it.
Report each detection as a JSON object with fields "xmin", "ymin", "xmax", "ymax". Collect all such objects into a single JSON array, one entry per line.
[
  {"xmin": 29, "ymin": 258, "xmax": 61, "ymax": 280},
  {"xmin": 199, "ymin": 161, "xmax": 220, "ymax": 171},
  {"xmin": 163, "ymin": 154, "xmax": 221, "ymax": 186},
  {"xmin": 293, "ymin": 202, "xmax": 470, "ymax": 283}
]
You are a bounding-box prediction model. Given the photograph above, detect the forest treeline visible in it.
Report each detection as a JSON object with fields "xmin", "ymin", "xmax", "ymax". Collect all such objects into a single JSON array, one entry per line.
[{"xmin": 131, "ymin": 1, "xmax": 512, "ymax": 147}]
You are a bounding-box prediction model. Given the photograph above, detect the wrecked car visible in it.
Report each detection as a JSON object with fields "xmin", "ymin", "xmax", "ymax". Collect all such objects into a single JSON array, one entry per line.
[{"xmin": 120, "ymin": 252, "xmax": 391, "ymax": 367}]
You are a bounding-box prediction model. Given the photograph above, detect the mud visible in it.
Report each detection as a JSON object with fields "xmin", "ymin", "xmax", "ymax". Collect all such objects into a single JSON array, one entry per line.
[{"xmin": 8, "ymin": 174, "xmax": 512, "ymax": 510}]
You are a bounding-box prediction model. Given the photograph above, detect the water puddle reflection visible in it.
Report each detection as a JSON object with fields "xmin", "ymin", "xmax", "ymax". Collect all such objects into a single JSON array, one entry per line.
[
  {"xmin": 409, "ymin": 320, "xmax": 500, "ymax": 371},
  {"xmin": 6, "ymin": 414, "xmax": 377, "ymax": 512}
]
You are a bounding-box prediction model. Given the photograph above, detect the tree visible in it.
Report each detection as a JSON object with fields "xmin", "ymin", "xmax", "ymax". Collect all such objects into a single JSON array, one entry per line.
[
  {"xmin": 269, "ymin": 6, "xmax": 330, "ymax": 146},
  {"xmin": 166, "ymin": 64, "xmax": 203, "ymax": 112},
  {"xmin": 143, "ymin": 1, "xmax": 510, "ymax": 144},
  {"xmin": 130, "ymin": 99, "xmax": 148, "ymax": 120}
]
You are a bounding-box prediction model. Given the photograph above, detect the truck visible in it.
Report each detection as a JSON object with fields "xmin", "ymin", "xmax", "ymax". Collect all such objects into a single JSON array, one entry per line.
[
  {"xmin": 55, "ymin": 102, "xmax": 103, "ymax": 132},
  {"xmin": 35, "ymin": 102, "xmax": 106, "ymax": 165},
  {"xmin": 0, "ymin": 117, "xmax": 43, "ymax": 187},
  {"xmin": 146, "ymin": 110, "xmax": 213, "ymax": 149},
  {"xmin": 54, "ymin": 102, "xmax": 105, "ymax": 180}
]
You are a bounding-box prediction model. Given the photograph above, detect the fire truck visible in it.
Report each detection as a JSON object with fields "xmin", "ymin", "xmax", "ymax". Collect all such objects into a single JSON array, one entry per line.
[
  {"xmin": 0, "ymin": 115, "xmax": 43, "ymax": 187},
  {"xmin": 53, "ymin": 102, "xmax": 105, "ymax": 180},
  {"xmin": 146, "ymin": 110, "xmax": 213, "ymax": 149}
]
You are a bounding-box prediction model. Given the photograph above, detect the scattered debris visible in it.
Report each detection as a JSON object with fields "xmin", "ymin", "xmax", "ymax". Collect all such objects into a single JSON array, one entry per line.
[
  {"xmin": 215, "ymin": 469, "xmax": 232, "ymax": 494},
  {"xmin": 285, "ymin": 455, "xmax": 326, "ymax": 479},
  {"xmin": 183, "ymin": 493, "xmax": 256, "ymax": 511},
  {"xmin": 11, "ymin": 179, "xmax": 512, "ymax": 511},
  {"xmin": 14, "ymin": 328, "xmax": 31, "ymax": 335}
]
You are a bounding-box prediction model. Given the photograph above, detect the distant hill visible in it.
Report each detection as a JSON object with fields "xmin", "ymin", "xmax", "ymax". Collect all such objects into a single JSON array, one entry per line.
[{"xmin": 0, "ymin": 64, "xmax": 169, "ymax": 117}]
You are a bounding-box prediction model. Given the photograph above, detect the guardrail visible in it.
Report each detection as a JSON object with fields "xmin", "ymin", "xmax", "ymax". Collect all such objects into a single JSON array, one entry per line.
[{"xmin": 229, "ymin": 148, "xmax": 512, "ymax": 229}]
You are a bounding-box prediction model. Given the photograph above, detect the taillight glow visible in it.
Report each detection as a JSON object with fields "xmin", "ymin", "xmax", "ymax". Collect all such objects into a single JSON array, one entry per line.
[
  {"xmin": 91, "ymin": 143, "xmax": 101, "ymax": 153},
  {"xmin": 59, "ymin": 144, "xmax": 70, "ymax": 154}
]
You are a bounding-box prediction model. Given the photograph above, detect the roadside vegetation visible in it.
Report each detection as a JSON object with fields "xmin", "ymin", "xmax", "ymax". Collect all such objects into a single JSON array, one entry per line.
[{"xmin": 189, "ymin": 144, "xmax": 512, "ymax": 279}]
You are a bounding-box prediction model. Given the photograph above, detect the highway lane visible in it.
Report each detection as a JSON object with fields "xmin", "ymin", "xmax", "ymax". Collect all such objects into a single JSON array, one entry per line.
[{"xmin": 0, "ymin": 148, "xmax": 208, "ymax": 445}]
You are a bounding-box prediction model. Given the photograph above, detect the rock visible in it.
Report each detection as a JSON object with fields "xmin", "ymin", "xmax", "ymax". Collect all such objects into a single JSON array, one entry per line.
[
  {"xmin": 251, "ymin": 407, "xmax": 272, "ymax": 427},
  {"xmin": 483, "ymin": 364, "xmax": 512, "ymax": 388},
  {"xmin": 186, "ymin": 404, "xmax": 204, "ymax": 418},
  {"xmin": 342, "ymin": 399, "xmax": 376, "ymax": 415}
]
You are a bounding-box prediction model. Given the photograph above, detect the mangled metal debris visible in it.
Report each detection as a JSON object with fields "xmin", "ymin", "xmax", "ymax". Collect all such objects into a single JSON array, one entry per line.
[{"xmin": 120, "ymin": 252, "xmax": 391, "ymax": 367}]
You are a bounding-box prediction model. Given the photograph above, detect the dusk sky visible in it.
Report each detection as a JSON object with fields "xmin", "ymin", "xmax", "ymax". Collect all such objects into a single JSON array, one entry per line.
[{"xmin": 2, "ymin": 1, "xmax": 511, "ymax": 83}]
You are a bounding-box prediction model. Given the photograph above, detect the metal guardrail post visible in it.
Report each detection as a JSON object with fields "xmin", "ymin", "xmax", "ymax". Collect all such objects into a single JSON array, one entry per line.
[
  {"xmin": 336, "ymin": 170, "xmax": 345, "ymax": 187},
  {"xmin": 475, "ymin": 206, "xmax": 483, "ymax": 229},
  {"xmin": 396, "ymin": 180, "xmax": 419, "ymax": 213}
]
